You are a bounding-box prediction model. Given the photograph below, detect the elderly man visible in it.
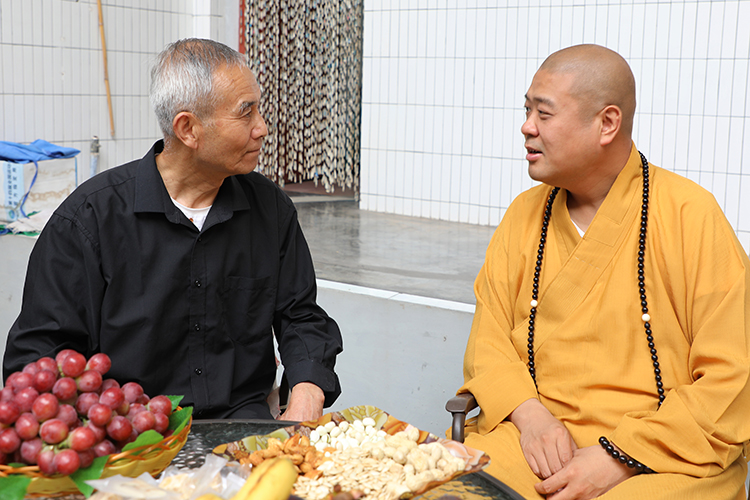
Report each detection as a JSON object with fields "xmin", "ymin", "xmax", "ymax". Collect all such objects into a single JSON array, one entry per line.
[
  {"xmin": 459, "ymin": 44, "xmax": 750, "ymax": 499},
  {"xmin": 3, "ymin": 38, "xmax": 343, "ymax": 422}
]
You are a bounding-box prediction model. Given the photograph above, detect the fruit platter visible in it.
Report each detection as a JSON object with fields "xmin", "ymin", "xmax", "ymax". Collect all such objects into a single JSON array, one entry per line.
[
  {"xmin": 213, "ymin": 405, "xmax": 490, "ymax": 500},
  {"xmin": 0, "ymin": 349, "xmax": 192, "ymax": 499}
]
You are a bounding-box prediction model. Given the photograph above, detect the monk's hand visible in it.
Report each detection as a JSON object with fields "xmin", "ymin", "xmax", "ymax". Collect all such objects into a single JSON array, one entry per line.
[
  {"xmin": 534, "ymin": 444, "xmax": 638, "ymax": 500},
  {"xmin": 509, "ymin": 398, "xmax": 577, "ymax": 479},
  {"xmin": 279, "ymin": 382, "xmax": 325, "ymax": 422}
]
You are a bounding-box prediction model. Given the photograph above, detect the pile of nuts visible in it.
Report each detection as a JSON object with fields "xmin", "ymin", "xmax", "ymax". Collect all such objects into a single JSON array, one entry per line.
[
  {"xmin": 235, "ymin": 433, "xmax": 327, "ymax": 479},
  {"xmin": 293, "ymin": 425, "xmax": 467, "ymax": 500},
  {"xmin": 309, "ymin": 417, "xmax": 387, "ymax": 451}
]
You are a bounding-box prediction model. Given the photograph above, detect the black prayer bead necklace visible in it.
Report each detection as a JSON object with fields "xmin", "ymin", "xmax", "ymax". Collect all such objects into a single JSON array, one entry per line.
[{"xmin": 525, "ymin": 152, "xmax": 660, "ymax": 473}]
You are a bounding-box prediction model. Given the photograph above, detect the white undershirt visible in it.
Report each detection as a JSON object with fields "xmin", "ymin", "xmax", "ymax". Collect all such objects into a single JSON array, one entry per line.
[
  {"xmin": 572, "ymin": 219, "xmax": 585, "ymax": 237},
  {"xmin": 171, "ymin": 198, "xmax": 212, "ymax": 231}
]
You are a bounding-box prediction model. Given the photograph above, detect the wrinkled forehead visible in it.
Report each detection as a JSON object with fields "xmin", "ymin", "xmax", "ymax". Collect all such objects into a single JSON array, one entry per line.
[{"xmin": 213, "ymin": 64, "xmax": 262, "ymax": 104}]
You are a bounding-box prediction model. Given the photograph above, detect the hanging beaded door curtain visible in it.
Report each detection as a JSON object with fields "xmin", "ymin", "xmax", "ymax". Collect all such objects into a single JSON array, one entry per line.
[{"xmin": 244, "ymin": 0, "xmax": 363, "ymax": 194}]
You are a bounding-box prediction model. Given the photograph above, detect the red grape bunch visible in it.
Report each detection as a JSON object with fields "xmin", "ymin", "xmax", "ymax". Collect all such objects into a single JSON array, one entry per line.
[{"xmin": 0, "ymin": 350, "xmax": 173, "ymax": 476}]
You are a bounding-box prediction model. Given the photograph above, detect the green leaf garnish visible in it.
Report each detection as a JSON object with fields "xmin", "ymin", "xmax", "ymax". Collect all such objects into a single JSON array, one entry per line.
[
  {"xmin": 0, "ymin": 475, "xmax": 32, "ymax": 500},
  {"xmin": 122, "ymin": 429, "xmax": 165, "ymax": 452},
  {"xmin": 167, "ymin": 395, "xmax": 184, "ymax": 411},
  {"xmin": 169, "ymin": 406, "xmax": 193, "ymax": 435},
  {"xmin": 71, "ymin": 455, "xmax": 108, "ymax": 497}
]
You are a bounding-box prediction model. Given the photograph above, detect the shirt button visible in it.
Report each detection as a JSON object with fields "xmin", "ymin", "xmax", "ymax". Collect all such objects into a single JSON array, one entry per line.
[
  {"xmin": 194, "ymin": 280, "xmax": 201, "ymax": 287},
  {"xmin": 194, "ymin": 324, "xmax": 200, "ymax": 331},
  {"xmin": 194, "ymin": 368, "xmax": 202, "ymax": 375}
]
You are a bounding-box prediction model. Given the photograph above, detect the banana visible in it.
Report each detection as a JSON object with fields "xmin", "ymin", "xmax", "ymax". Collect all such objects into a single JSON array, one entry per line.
[
  {"xmin": 194, "ymin": 495, "xmax": 224, "ymax": 500},
  {"xmin": 231, "ymin": 457, "xmax": 298, "ymax": 500}
]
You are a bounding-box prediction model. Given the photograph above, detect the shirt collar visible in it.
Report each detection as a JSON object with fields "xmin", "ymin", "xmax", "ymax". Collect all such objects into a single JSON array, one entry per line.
[{"xmin": 134, "ymin": 141, "xmax": 251, "ymax": 226}]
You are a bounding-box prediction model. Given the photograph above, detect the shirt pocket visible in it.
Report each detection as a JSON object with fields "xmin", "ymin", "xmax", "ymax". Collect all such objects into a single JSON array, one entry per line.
[{"xmin": 221, "ymin": 275, "xmax": 276, "ymax": 347}]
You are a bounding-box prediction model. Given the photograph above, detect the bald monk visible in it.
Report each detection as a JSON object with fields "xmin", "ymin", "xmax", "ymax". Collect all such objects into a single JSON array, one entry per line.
[{"xmin": 459, "ymin": 44, "xmax": 750, "ymax": 499}]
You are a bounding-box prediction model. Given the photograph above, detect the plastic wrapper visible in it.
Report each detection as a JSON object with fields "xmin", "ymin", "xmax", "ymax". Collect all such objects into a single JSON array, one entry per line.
[{"xmin": 87, "ymin": 455, "xmax": 251, "ymax": 500}]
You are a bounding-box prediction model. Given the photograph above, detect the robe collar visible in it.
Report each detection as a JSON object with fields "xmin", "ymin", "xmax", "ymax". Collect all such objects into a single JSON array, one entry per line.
[{"xmin": 532, "ymin": 142, "xmax": 644, "ymax": 351}]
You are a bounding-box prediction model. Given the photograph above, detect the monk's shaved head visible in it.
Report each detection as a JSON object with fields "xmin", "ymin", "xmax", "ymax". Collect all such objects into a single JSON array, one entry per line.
[{"xmin": 539, "ymin": 44, "xmax": 636, "ymax": 137}]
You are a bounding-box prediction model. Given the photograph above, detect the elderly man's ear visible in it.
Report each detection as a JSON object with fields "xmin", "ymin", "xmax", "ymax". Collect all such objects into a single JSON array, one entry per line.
[
  {"xmin": 172, "ymin": 111, "xmax": 203, "ymax": 150},
  {"xmin": 598, "ymin": 105, "xmax": 623, "ymax": 146}
]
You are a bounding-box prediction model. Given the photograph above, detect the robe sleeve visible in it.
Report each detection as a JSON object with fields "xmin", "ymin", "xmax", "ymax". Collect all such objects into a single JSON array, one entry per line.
[
  {"xmin": 459, "ymin": 214, "xmax": 539, "ymax": 435},
  {"xmin": 610, "ymin": 190, "xmax": 750, "ymax": 477}
]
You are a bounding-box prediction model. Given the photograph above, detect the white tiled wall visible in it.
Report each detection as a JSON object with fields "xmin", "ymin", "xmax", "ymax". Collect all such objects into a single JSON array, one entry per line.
[
  {"xmin": 360, "ymin": 0, "xmax": 750, "ymax": 253},
  {"xmin": 0, "ymin": 0, "xmax": 239, "ymax": 185}
]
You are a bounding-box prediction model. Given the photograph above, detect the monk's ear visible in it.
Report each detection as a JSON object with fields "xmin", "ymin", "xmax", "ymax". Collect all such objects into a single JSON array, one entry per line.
[
  {"xmin": 598, "ymin": 105, "xmax": 622, "ymax": 146},
  {"xmin": 172, "ymin": 112, "xmax": 203, "ymax": 150}
]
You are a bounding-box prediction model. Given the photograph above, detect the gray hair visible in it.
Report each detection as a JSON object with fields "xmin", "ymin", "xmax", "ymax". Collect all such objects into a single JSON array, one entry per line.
[{"xmin": 149, "ymin": 38, "xmax": 247, "ymax": 138}]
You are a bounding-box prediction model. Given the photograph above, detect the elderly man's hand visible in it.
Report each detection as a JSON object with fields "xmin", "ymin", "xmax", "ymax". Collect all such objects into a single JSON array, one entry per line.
[
  {"xmin": 279, "ymin": 382, "xmax": 325, "ymax": 422},
  {"xmin": 534, "ymin": 444, "xmax": 638, "ymax": 499},
  {"xmin": 509, "ymin": 398, "xmax": 578, "ymax": 479}
]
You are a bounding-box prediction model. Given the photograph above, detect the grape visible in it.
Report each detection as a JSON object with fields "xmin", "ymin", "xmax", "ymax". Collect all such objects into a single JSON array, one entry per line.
[
  {"xmin": 122, "ymin": 427, "xmax": 139, "ymax": 444},
  {"xmin": 12, "ymin": 386, "xmax": 39, "ymax": 413},
  {"xmin": 0, "ymin": 400, "xmax": 21, "ymax": 425},
  {"xmin": 106, "ymin": 416, "xmax": 132, "ymax": 442},
  {"xmin": 52, "ymin": 377, "xmax": 77, "ymax": 401},
  {"xmin": 40, "ymin": 419, "xmax": 69, "ymax": 444},
  {"xmin": 87, "ymin": 421, "xmax": 107, "ymax": 443},
  {"xmin": 22, "ymin": 362, "xmax": 41, "ymax": 376},
  {"xmin": 37, "ymin": 356, "xmax": 57, "ymax": 372},
  {"xmin": 100, "ymin": 387, "xmax": 125, "ymax": 410},
  {"xmin": 87, "ymin": 403, "xmax": 113, "ymax": 427},
  {"xmin": 55, "ymin": 348, "xmax": 76, "ymax": 366},
  {"xmin": 11, "ymin": 372, "xmax": 34, "ymax": 391},
  {"xmin": 5, "ymin": 372, "xmax": 20, "ymax": 387},
  {"xmin": 15, "ymin": 412, "xmax": 40, "ymax": 440},
  {"xmin": 101, "ymin": 378, "xmax": 120, "ymax": 392},
  {"xmin": 78, "ymin": 448, "xmax": 95, "ymax": 468},
  {"xmin": 147, "ymin": 395, "xmax": 173, "ymax": 416},
  {"xmin": 60, "ymin": 352, "xmax": 86, "ymax": 378},
  {"xmin": 0, "ymin": 428, "xmax": 21, "ymax": 454},
  {"xmin": 56, "ymin": 404, "xmax": 79, "ymax": 428},
  {"xmin": 0, "ymin": 386, "xmax": 14, "ymax": 402},
  {"xmin": 126, "ymin": 403, "xmax": 147, "ymax": 419},
  {"xmin": 122, "ymin": 382, "xmax": 144, "ymax": 404},
  {"xmin": 86, "ymin": 353, "xmax": 112, "ymax": 375},
  {"xmin": 116, "ymin": 400, "xmax": 130, "ymax": 416},
  {"xmin": 93, "ymin": 439, "xmax": 116, "ymax": 457},
  {"xmin": 131, "ymin": 410, "xmax": 156, "ymax": 434},
  {"xmin": 69, "ymin": 426, "xmax": 97, "ymax": 451},
  {"xmin": 37, "ymin": 447, "xmax": 56, "ymax": 475},
  {"xmin": 32, "ymin": 393, "xmax": 59, "ymax": 422},
  {"xmin": 153, "ymin": 412, "xmax": 170, "ymax": 434},
  {"xmin": 20, "ymin": 437, "xmax": 43, "ymax": 465},
  {"xmin": 75, "ymin": 392, "xmax": 100, "ymax": 416},
  {"xmin": 53, "ymin": 448, "xmax": 81, "ymax": 475},
  {"xmin": 75, "ymin": 369, "xmax": 103, "ymax": 393},
  {"xmin": 33, "ymin": 369, "xmax": 58, "ymax": 393}
]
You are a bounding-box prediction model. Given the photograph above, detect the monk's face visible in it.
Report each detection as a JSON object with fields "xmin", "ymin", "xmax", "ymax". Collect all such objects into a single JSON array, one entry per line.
[{"xmin": 521, "ymin": 69, "xmax": 601, "ymax": 187}]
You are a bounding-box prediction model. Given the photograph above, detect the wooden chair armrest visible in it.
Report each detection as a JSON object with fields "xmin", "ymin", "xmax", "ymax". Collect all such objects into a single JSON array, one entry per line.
[{"xmin": 445, "ymin": 393, "xmax": 477, "ymax": 443}]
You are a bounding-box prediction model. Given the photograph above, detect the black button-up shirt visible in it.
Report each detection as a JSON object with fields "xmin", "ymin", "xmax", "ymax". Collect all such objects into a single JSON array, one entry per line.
[{"xmin": 3, "ymin": 141, "xmax": 343, "ymax": 418}]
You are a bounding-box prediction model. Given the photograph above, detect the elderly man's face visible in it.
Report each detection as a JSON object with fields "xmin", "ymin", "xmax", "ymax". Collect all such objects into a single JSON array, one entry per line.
[
  {"xmin": 521, "ymin": 70, "xmax": 600, "ymax": 189},
  {"xmin": 199, "ymin": 65, "xmax": 268, "ymax": 177}
]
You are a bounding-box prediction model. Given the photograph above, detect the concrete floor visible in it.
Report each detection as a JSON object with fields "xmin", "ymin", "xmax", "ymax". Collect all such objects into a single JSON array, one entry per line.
[{"xmin": 293, "ymin": 197, "xmax": 495, "ymax": 305}]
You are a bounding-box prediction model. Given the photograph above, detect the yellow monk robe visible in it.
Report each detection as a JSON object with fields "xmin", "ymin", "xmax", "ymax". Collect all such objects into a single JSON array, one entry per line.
[{"xmin": 460, "ymin": 143, "xmax": 750, "ymax": 499}]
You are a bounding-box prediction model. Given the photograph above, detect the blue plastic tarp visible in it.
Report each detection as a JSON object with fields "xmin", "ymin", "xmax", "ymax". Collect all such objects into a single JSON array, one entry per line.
[{"xmin": 0, "ymin": 139, "xmax": 80, "ymax": 164}]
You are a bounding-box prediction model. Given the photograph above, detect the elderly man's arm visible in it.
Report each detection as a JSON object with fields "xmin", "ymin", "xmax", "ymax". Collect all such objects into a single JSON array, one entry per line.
[
  {"xmin": 3, "ymin": 213, "xmax": 100, "ymax": 378},
  {"xmin": 273, "ymin": 199, "xmax": 343, "ymax": 415},
  {"xmin": 280, "ymin": 382, "xmax": 326, "ymax": 421}
]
